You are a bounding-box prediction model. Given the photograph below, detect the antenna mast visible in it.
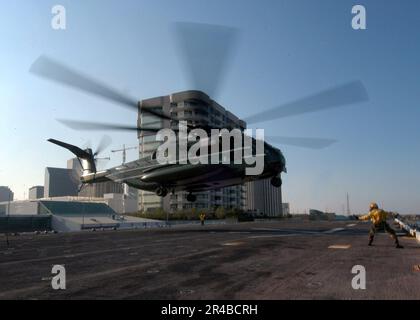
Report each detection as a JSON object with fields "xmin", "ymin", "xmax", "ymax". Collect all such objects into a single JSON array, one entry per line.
[{"xmin": 346, "ymin": 193, "xmax": 351, "ymax": 216}]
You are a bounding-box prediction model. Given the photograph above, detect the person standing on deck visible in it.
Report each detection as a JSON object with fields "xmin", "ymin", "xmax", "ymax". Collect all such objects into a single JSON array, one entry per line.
[{"xmin": 357, "ymin": 203, "xmax": 403, "ymax": 249}]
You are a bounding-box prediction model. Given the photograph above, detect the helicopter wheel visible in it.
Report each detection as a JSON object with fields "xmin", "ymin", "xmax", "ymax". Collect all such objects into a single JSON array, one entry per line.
[
  {"xmin": 186, "ymin": 193, "xmax": 197, "ymax": 202},
  {"xmin": 156, "ymin": 186, "xmax": 168, "ymax": 197},
  {"xmin": 271, "ymin": 176, "xmax": 282, "ymax": 188}
]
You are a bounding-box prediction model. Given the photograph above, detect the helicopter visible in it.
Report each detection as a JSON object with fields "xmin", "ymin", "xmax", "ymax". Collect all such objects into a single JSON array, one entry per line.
[{"xmin": 30, "ymin": 22, "xmax": 368, "ymax": 203}]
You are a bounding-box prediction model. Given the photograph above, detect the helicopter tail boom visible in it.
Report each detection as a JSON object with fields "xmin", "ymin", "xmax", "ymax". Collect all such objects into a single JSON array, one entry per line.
[{"xmin": 48, "ymin": 138, "xmax": 97, "ymax": 175}]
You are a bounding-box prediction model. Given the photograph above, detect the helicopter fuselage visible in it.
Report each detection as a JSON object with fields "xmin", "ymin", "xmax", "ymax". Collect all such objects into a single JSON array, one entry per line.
[{"xmin": 81, "ymin": 140, "xmax": 286, "ymax": 196}]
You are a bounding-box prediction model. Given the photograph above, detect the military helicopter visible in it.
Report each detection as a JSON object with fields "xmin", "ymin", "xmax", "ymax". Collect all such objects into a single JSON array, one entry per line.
[{"xmin": 30, "ymin": 23, "xmax": 368, "ymax": 202}]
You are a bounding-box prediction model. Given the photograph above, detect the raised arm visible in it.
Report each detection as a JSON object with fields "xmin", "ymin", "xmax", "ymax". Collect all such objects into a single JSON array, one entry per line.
[{"xmin": 358, "ymin": 212, "xmax": 371, "ymax": 221}]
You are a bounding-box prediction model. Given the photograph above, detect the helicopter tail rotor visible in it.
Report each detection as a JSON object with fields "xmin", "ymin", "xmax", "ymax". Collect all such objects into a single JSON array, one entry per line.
[{"xmin": 48, "ymin": 137, "xmax": 111, "ymax": 176}]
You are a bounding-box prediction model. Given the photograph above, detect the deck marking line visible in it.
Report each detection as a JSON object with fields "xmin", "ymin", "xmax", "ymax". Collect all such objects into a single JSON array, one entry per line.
[
  {"xmin": 324, "ymin": 228, "xmax": 346, "ymax": 234},
  {"xmin": 328, "ymin": 244, "xmax": 351, "ymax": 249},
  {"xmin": 222, "ymin": 241, "xmax": 244, "ymax": 246},
  {"xmin": 248, "ymin": 234, "xmax": 300, "ymax": 239}
]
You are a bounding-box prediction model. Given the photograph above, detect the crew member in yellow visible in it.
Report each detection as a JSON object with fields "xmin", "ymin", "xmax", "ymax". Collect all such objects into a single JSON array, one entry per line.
[
  {"xmin": 199, "ymin": 212, "xmax": 206, "ymax": 226},
  {"xmin": 357, "ymin": 202, "xmax": 403, "ymax": 248}
]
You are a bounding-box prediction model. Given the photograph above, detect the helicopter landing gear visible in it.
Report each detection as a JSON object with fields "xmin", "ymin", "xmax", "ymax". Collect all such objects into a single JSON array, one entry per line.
[
  {"xmin": 271, "ymin": 176, "xmax": 282, "ymax": 188},
  {"xmin": 156, "ymin": 186, "xmax": 168, "ymax": 197},
  {"xmin": 186, "ymin": 193, "xmax": 197, "ymax": 202}
]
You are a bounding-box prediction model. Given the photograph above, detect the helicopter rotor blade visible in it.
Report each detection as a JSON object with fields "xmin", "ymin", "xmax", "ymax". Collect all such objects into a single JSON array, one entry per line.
[
  {"xmin": 94, "ymin": 157, "xmax": 110, "ymax": 170},
  {"xmin": 83, "ymin": 140, "xmax": 92, "ymax": 150},
  {"xmin": 57, "ymin": 119, "xmax": 165, "ymax": 133},
  {"xmin": 266, "ymin": 136, "xmax": 337, "ymax": 149},
  {"xmin": 30, "ymin": 55, "xmax": 172, "ymax": 121},
  {"xmin": 244, "ymin": 81, "xmax": 369, "ymax": 125},
  {"xmin": 172, "ymin": 22, "xmax": 239, "ymax": 98},
  {"xmin": 94, "ymin": 135, "xmax": 112, "ymax": 156},
  {"xmin": 30, "ymin": 56, "xmax": 137, "ymax": 109}
]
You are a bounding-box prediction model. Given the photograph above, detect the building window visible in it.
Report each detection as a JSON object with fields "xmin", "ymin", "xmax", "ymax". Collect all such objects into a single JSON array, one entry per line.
[
  {"xmin": 142, "ymin": 135, "xmax": 158, "ymax": 143},
  {"xmin": 143, "ymin": 142, "xmax": 161, "ymax": 152}
]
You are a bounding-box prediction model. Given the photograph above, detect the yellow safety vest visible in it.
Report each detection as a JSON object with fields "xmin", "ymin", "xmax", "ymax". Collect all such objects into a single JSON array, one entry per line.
[{"xmin": 360, "ymin": 209, "xmax": 388, "ymax": 225}]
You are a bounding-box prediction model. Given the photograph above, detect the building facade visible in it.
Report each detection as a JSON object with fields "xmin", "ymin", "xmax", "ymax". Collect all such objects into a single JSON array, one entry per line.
[
  {"xmin": 67, "ymin": 158, "xmax": 82, "ymax": 173},
  {"xmin": 282, "ymin": 203, "xmax": 290, "ymax": 216},
  {"xmin": 137, "ymin": 90, "xmax": 246, "ymax": 213},
  {"xmin": 44, "ymin": 167, "xmax": 79, "ymax": 198},
  {"xmin": 245, "ymin": 179, "xmax": 283, "ymax": 217},
  {"xmin": 0, "ymin": 186, "xmax": 14, "ymax": 202},
  {"xmin": 29, "ymin": 186, "xmax": 44, "ymax": 200},
  {"xmin": 78, "ymin": 181, "xmax": 124, "ymax": 198}
]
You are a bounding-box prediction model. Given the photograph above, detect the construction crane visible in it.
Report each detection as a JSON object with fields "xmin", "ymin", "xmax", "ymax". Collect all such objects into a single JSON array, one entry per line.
[{"xmin": 111, "ymin": 144, "xmax": 138, "ymax": 164}]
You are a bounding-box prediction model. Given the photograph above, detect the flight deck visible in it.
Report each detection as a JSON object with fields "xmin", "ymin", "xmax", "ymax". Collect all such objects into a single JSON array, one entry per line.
[{"xmin": 0, "ymin": 220, "xmax": 419, "ymax": 300}]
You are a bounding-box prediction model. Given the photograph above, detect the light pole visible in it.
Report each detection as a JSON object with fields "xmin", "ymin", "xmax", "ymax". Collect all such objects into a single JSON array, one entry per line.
[
  {"xmin": 6, "ymin": 190, "xmax": 11, "ymax": 247},
  {"xmin": 82, "ymin": 199, "xmax": 85, "ymax": 231}
]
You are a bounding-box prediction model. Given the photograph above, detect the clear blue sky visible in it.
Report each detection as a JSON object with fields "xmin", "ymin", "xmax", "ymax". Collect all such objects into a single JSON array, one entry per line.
[{"xmin": 1, "ymin": 0, "xmax": 419, "ymax": 214}]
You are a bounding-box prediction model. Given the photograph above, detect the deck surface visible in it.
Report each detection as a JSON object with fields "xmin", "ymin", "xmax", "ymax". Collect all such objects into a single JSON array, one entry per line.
[{"xmin": 0, "ymin": 219, "xmax": 419, "ymax": 300}]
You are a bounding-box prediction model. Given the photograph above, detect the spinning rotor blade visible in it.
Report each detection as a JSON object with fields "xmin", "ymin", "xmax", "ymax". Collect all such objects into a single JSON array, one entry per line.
[
  {"xmin": 57, "ymin": 119, "xmax": 164, "ymax": 133},
  {"xmin": 266, "ymin": 136, "xmax": 337, "ymax": 149},
  {"xmin": 172, "ymin": 22, "xmax": 239, "ymax": 97},
  {"xmin": 30, "ymin": 56, "xmax": 137, "ymax": 109},
  {"xmin": 30, "ymin": 55, "xmax": 171, "ymax": 121},
  {"xmin": 244, "ymin": 81, "xmax": 369, "ymax": 125},
  {"xmin": 83, "ymin": 140, "xmax": 92, "ymax": 150},
  {"xmin": 94, "ymin": 157, "xmax": 111, "ymax": 170},
  {"xmin": 94, "ymin": 135, "xmax": 112, "ymax": 156}
]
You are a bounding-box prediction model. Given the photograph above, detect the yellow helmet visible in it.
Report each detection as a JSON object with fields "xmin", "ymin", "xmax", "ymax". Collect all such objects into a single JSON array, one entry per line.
[{"xmin": 369, "ymin": 202, "xmax": 379, "ymax": 210}]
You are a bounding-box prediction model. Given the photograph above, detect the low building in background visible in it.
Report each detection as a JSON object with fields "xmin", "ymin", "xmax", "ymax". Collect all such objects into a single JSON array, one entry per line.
[
  {"xmin": 0, "ymin": 186, "xmax": 14, "ymax": 203},
  {"xmin": 309, "ymin": 209, "xmax": 336, "ymax": 221},
  {"xmin": 0, "ymin": 200, "xmax": 40, "ymax": 215},
  {"xmin": 78, "ymin": 181, "xmax": 124, "ymax": 198},
  {"xmin": 104, "ymin": 193, "xmax": 138, "ymax": 214},
  {"xmin": 0, "ymin": 198, "xmax": 160, "ymax": 233},
  {"xmin": 29, "ymin": 186, "xmax": 44, "ymax": 200},
  {"xmin": 282, "ymin": 203, "xmax": 290, "ymax": 216}
]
